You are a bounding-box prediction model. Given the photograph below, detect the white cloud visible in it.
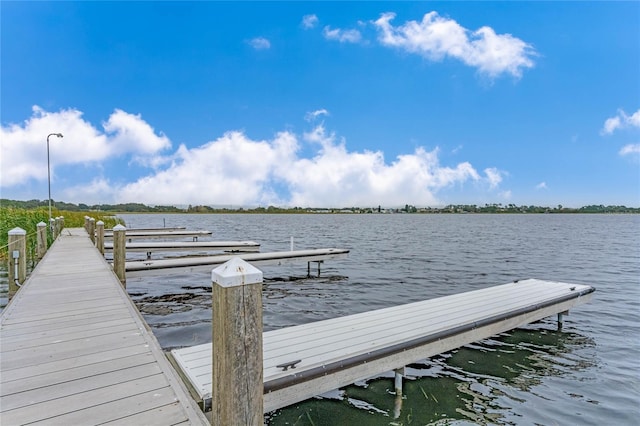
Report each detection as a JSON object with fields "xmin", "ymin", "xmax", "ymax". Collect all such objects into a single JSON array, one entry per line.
[
  {"xmin": 103, "ymin": 109, "xmax": 171, "ymax": 155},
  {"xmin": 305, "ymin": 109, "xmax": 329, "ymax": 122},
  {"xmin": 536, "ymin": 182, "xmax": 547, "ymax": 190},
  {"xmin": 619, "ymin": 144, "xmax": 640, "ymax": 156},
  {"xmin": 302, "ymin": 14, "xmax": 318, "ymax": 29},
  {"xmin": 373, "ymin": 11, "xmax": 535, "ymax": 78},
  {"xmin": 602, "ymin": 108, "xmax": 640, "ymax": 135},
  {"xmin": 484, "ymin": 167, "xmax": 503, "ymax": 189},
  {"xmin": 0, "ymin": 106, "xmax": 169, "ymax": 187},
  {"xmin": 323, "ymin": 26, "xmax": 362, "ymax": 43},
  {"xmin": 2, "ymin": 107, "xmax": 504, "ymax": 207},
  {"xmin": 249, "ymin": 37, "xmax": 271, "ymax": 50},
  {"xmin": 602, "ymin": 116, "xmax": 622, "ymax": 135}
]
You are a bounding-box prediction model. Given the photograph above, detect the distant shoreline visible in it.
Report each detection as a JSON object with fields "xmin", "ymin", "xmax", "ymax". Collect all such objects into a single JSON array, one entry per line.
[{"xmin": 2, "ymin": 199, "xmax": 639, "ymax": 214}]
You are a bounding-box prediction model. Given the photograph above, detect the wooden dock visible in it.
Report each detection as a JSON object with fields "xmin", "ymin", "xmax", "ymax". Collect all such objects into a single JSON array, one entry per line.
[
  {"xmin": 0, "ymin": 228, "xmax": 208, "ymax": 425},
  {"xmin": 171, "ymin": 278, "xmax": 595, "ymax": 413}
]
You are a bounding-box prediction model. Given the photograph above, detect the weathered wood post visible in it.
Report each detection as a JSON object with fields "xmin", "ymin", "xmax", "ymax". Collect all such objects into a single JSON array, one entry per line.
[
  {"xmin": 50, "ymin": 218, "xmax": 57, "ymax": 239},
  {"xmin": 96, "ymin": 220, "xmax": 105, "ymax": 255},
  {"xmin": 88, "ymin": 217, "xmax": 96, "ymax": 244},
  {"xmin": 55, "ymin": 216, "xmax": 63, "ymax": 236},
  {"xmin": 112, "ymin": 224, "xmax": 126, "ymax": 286},
  {"xmin": 8, "ymin": 227, "xmax": 27, "ymax": 297},
  {"xmin": 37, "ymin": 221, "xmax": 48, "ymax": 260},
  {"xmin": 59, "ymin": 215, "xmax": 64, "ymax": 231},
  {"xmin": 84, "ymin": 216, "xmax": 90, "ymax": 232},
  {"xmin": 211, "ymin": 258, "xmax": 264, "ymax": 426}
]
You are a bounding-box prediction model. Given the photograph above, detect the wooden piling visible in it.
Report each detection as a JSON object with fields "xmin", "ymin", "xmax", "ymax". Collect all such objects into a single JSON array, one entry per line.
[
  {"xmin": 211, "ymin": 258, "xmax": 264, "ymax": 426},
  {"xmin": 36, "ymin": 221, "xmax": 47, "ymax": 260},
  {"xmin": 84, "ymin": 216, "xmax": 90, "ymax": 232},
  {"xmin": 88, "ymin": 217, "xmax": 96, "ymax": 244},
  {"xmin": 8, "ymin": 227, "xmax": 26, "ymax": 297},
  {"xmin": 50, "ymin": 218, "xmax": 57, "ymax": 239},
  {"xmin": 112, "ymin": 224, "xmax": 126, "ymax": 286},
  {"xmin": 96, "ymin": 220, "xmax": 105, "ymax": 255}
]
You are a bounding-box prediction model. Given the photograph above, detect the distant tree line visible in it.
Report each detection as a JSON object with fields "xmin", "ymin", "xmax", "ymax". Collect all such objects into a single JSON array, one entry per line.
[{"xmin": 1, "ymin": 199, "xmax": 638, "ymax": 214}]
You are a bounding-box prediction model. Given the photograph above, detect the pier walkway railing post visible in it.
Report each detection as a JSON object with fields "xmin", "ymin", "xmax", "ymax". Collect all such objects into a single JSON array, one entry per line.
[
  {"xmin": 55, "ymin": 216, "xmax": 63, "ymax": 236},
  {"xmin": 50, "ymin": 218, "xmax": 56, "ymax": 239},
  {"xmin": 96, "ymin": 220, "xmax": 105, "ymax": 255},
  {"xmin": 211, "ymin": 258, "xmax": 264, "ymax": 426},
  {"xmin": 113, "ymin": 224, "xmax": 126, "ymax": 286},
  {"xmin": 36, "ymin": 221, "xmax": 47, "ymax": 260},
  {"xmin": 88, "ymin": 217, "xmax": 96, "ymax": 244},
  {"xmin": 8, "ymin": 227, "xmax": 27, "ymax": 298}
]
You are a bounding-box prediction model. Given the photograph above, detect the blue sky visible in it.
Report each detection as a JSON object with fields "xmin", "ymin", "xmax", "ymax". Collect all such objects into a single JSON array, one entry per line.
[{"xmin": 2, "ymin": 1, "xmax": 639, "ymax": 208}]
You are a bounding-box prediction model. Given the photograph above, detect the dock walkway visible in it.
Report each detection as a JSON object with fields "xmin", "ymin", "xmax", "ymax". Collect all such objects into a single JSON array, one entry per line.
[
  {"xmin": 172, "ymin": 278, "xmax": 594, "ymax": 413},
  {"xmin": 0, "ymin": 228, "xmax": 208, "ymax": 425}
]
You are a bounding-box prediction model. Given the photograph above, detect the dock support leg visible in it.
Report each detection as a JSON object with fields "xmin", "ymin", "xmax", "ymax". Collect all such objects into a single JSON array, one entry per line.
[
  {"xmin": 557, "ymin": 310, "xmax": 568, "ymax": 330},
  {"xmin": 393, "ymin": 367, "xmax": 405, "ymax": 419},
  {"xmin": 307, "ymin": 262, "xmax": 311, "ymax": 278},
  {"xmin": 394, "ymin": 367, "xmax": 404, "ymax": 396}
]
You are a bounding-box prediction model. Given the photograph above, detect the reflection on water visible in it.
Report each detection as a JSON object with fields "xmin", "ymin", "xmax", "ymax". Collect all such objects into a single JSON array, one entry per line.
[{"xmin": 266, "ymin": 320, "xmax": 597, "ymax": 425}]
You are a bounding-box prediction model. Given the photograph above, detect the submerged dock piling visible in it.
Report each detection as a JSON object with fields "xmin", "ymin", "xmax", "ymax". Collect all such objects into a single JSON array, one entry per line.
[{"xmin": 211, "ymin": 258, "xmax": 264, "ymax": 425}]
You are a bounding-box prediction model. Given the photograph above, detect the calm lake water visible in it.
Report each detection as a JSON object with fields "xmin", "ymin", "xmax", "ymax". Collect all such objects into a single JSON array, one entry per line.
[{"xmin": 2, "ymin": 213, "xmax": 638, "ymax": 425}]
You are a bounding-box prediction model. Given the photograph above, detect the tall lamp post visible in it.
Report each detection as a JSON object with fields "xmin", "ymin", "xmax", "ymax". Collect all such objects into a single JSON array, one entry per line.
[{"xmin": 47, "ymin": 133, "xmax": 64, "ymax": 230}]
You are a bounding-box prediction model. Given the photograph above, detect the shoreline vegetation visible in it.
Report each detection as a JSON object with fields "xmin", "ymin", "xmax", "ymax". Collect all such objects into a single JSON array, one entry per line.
[
  {"xmin": 2, "ymin": 198, "xmax": 639, "ymax": 215},
  {"xmin": 1, "ymin": 198, "xmax": 636, "ymax": 260},
  {"xmin": 0, "ymin": 205, "xmax": 123, "ymax": 260}
]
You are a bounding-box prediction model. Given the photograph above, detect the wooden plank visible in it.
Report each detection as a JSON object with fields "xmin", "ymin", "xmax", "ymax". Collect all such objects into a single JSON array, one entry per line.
[
  {"xmin": 1, "ymin": 352, "xmax": 156, "ymax": 395},
  {"xmin": 1, "ymin": 322, "xmax": 140, "ymax": 351},
  {"xmin": 1, "ymin": 363, "xmax": 163, "ymax": 411},
  {"xmin": 26, "ymin": 389, "xmax": 183, "ymax": 426},
  {"xmin": 0, "ymin": 345, "xmax": 152, "ymax": 383},
  {"xmin": 0, "ymin": 374, "xmax": 173, "ymax": 425}
]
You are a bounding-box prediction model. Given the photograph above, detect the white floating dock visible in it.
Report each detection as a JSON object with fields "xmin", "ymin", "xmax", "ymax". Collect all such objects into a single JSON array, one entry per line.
[
  {"xmin": 125, "ymin": 248, "xmax": 350, "ymax": 277},
  {"xmin": 171, "ymin": 279, "xmax": 594, "ymax": 413},
  {"xmin": 104, "ymin": 230, "xmax": 212, "ymax": 240},
  {"xmin": 104, "ymin": 240, "xmax": 261, "ymax": 256}
]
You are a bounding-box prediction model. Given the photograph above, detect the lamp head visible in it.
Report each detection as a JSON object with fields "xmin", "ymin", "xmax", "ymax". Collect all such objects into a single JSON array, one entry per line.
[{"xmin": 55, "ymin": 133, "xmax": 63, "ymax": 138}]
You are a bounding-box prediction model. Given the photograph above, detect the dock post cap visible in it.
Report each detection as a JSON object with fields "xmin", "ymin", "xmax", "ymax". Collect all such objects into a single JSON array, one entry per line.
[
  {"xmin": 96, "ymin": 220, "xmax": 104, "ymax": 225},
  {"xmin": 212, "ymin": 257, "xmax": 263, "ymax": 288},
  {"xmin": 37, "ymin": 221, "xmax": 47, "ymax": 227},
  {"xmin": 8, "ymin": 227, "xmax": 27, "ymax": 235},
  {"xmin": 89, "ymin": 217, "xmax": 95, "ymax": 222},
  {"xmin": 113, "ymin": 224, "xmax": 127, "ymax": 231}
]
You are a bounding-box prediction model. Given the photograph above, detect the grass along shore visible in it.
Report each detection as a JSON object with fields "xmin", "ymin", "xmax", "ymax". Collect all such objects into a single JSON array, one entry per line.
[{"xmin": 0, "ymin": 207, "xmax": 123, "ymax": 261}]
